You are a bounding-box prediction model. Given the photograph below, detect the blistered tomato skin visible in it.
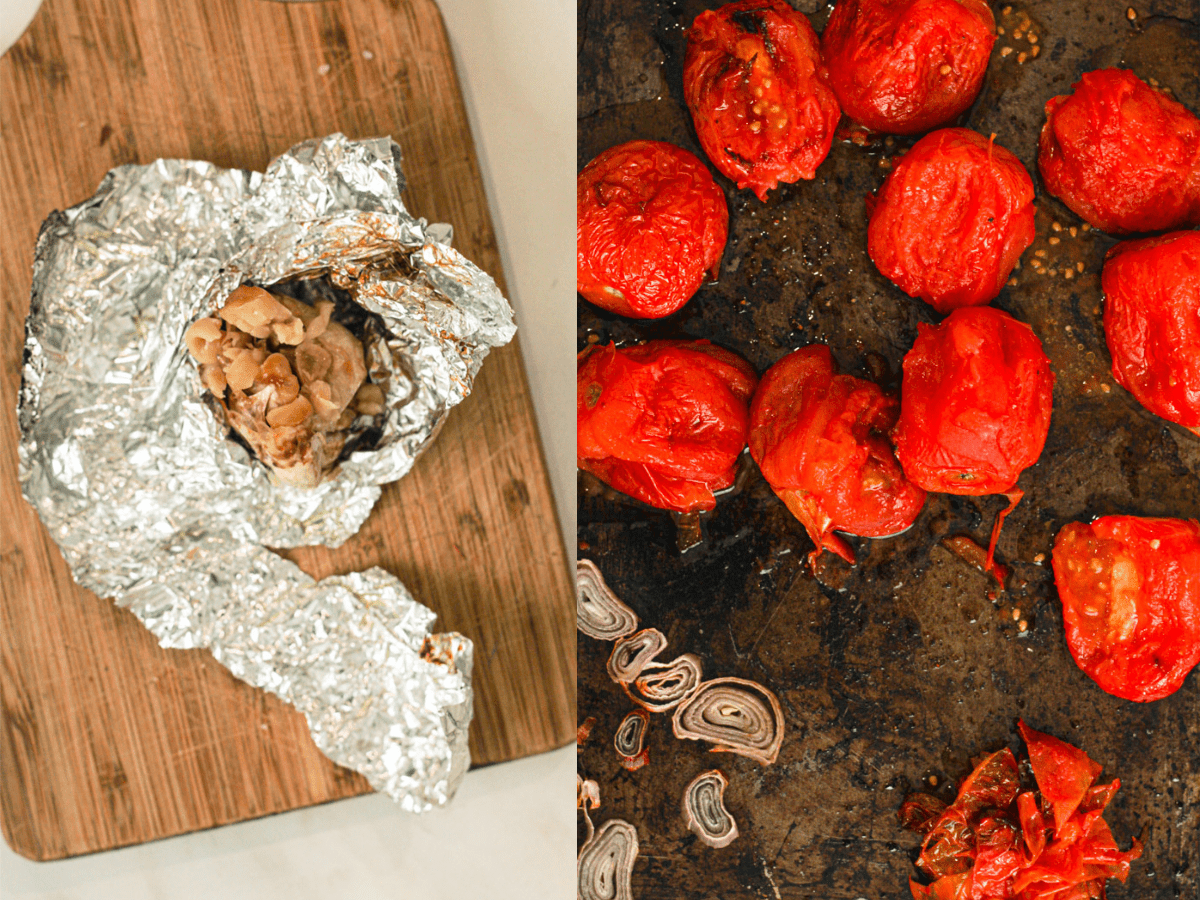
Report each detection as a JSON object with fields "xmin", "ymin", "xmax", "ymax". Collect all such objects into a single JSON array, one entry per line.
[
  {"xmin": 1053, "ymin": 516, "xmax": 1200, "ymax": 702},
  {"xmin": 578, "ymin": 141, "xmax": 729, "ymax": 319},
  {"xmin": 1103, "ymin": 231, "xmax": 1200, "ymax": 431},
  {"xmin": 821, "ymin": 0, "xmax": 995, "ymax": 135},
  {"xmin": 1038, "ymin": 68, "xmax": 1200, "ymax": 235},
  {"xmin": 684, "ymin": 0, "xmax": 841, "ymax": 201},
  {"xmin": 577, "ymin": 341, "xmax": 758, "ymax": 513},
  {"xmin": 893, "ymin": 307, "xmax": 1053, "ymax": 568},
  {"xmin": 867, "ymin": 128, "xmax": 1036, "ymax": 313},
  {"xmin": 748, "ymin": 345, "xmax": 926, "ymax": 564}
]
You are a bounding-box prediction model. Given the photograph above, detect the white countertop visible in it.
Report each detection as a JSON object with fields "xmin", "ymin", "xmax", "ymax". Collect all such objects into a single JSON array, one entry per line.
[{"xmin": 0, "ymin": 0, "xmax": 576, "ymax": 896}]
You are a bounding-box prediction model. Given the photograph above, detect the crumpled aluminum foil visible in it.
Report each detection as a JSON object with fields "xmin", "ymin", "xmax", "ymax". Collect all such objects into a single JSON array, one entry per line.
[{"xmin": 17, "ymin": 134, "xmax": 516, "ymax": 811}]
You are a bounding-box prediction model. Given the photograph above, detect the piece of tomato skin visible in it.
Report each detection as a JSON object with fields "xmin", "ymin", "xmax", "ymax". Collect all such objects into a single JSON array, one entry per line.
[
  {"xmin": 748, "ymin": 344, "xmax": 926, "ymax": 564},
  {"xmin": 866, "ymin": 128, "xmax": 1036, "ymax": 314},
  {"xmin": 1038, "ymin": 68, "xmax": 1200, "ymax": 236},
  {"xmin": 1102, "ymin": 230, "xmax": 1200, "ymax": 431},
  {"xmin": 683, "ymin": 0, "xmax": 841, "ymax": 201},
  {"xmin": 893, "ymin": 306, "xmax": 1054, "ymax": 498},
  {"xmin": 577, "ymin": 140, "xmax": 729, "ymax": 320},
  {"xmin": 822, "ymin": 0, "xmax": 996, "ymax": 136},
  {"xmin": 577, "ymin": 341, "xmax": 758, "ymax": 513},
  {"xmin": 1052, "ymin": 515, "xmax": 1200, "ymax": 703}
]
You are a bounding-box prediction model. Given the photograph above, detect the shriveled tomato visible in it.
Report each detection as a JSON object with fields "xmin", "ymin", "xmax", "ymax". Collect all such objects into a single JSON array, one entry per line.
[
  {"xmin": 748, "ymin": 344, "xmax": 926, "ymax": 564},
  {"xmin": 892, "ymin": 306, "xmax": 1054, "ymax": 569},
  {"xmin": 901, "ymin": 721, "xmax": 1142, "ymax": 900},
  {"xmin": 577, "ymin": 141, "xmax": 729, "ymax": 319},
  {"xmin": 821, "ymin": 0, "xmax": 995, "ymax": 135},
  {"xmin": 1038, "ymin": 68, "xmax": 1200, "ymax": 235},
  {"xmin": 683, "ymin": 0, "xmax": 841, "ymax": 201},
  {"xmin": 867, "ymin": 128, "xmax": 1035, "ymax": 313},
  {"xmin": 577, "ymin": 340, "xmax": 758, "ymax": 513},
  {"xmin": 1052, "ymin": 515, "xmax": 1200, "ymax": 702},
  {"xmin": 1102, "ymin": 230, "xmax": 1200, "ymax": 431}
]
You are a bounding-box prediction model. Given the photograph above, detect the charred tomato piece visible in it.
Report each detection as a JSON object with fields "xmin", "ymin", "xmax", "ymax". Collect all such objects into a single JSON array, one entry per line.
[
  {"xmin": 821, "ymin": 0, "xmax": 995, "ymax": 135},
  {"xmin": 893, "ymin": 306, "xmax": 1054, "ymax": 569},
  {"xmin": 577, "ymin": 141, "xmax": 729, "ymax": 319},
  {"xmin": 1038, "ymin": 68, "xmax": 1200, "ymax": 235},
  {"xmin": 683, "ymin": 0, "xmax": 841, "ymax": 201},
  {"xmin": 1052, "ymin": 515, "xmax": 1200, "ymax": 702},
  {"xmin": 577, "ymin": 340, "xmax": 758, "ymax": 513},
  {"xmin": 748, "ymin": 344, "xmax": 926, "ymax": 564},
  {"xmin": 901, "ymin": 722, "xmax": 1142, "ymax": 898},
  {"xmin": 1102, "ymin": 230, "xmax": 1200, "ymax": 431},
  {"xmin": 867, "ymin": 128, "xmax": 1035, "ymax": 313}
]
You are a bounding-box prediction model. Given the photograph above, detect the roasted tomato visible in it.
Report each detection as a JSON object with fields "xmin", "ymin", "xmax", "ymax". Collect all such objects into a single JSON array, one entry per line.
[
  {"xmin": 748, "ymin": 344, "xmax": 926, "ymax": 564},
  {"xmin": 1102, "ymin": 230, "xmax": 1200, "ymax": 431},
  {"xmin": 1053, "ymin": 515, "xmax": 1200, "ymax": 702},
  {"xmin": 821, "ymin": 0, "xmax": 995, "ymax": 135},
  {"xmin": 1038, "ymin": 68, "xmax": 1200, "ymax": 235},
  {"xmin": 867, "ymin": 128, "xmax": 1035, "ymax": 313},
  {"xmin": 577, "ymin": 141, "xmax": 729, "ymax": 319},
  {"xmin": 577, "ymin": 340, "xmax": 758, "ymax": 513},
  {"xmin": 901, "ymin": 721, "xmax": 1142, "ymax": 899},
  {"xmin": 893, "ymin": 306, "xmax": 1053, "ymax": 569},
  {"xmin": 683, "ymin": 0, "xmax": 841, "ymax": 201}
]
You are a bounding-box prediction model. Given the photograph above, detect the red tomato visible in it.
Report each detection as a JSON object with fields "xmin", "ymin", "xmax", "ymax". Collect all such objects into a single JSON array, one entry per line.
[
  {"xmin": 1038, "ymin": 68, "xmax": 1200, "ymax": 235},
  {"xmin": 866, "ymin": 128, "xmax": 1036, "ymax": 313},
  {"xmin": 1052, "ymin": 515, "xmax": 1200, "ymax": 702},
  {"xmin": 1102, "ymin": 230, "xmax": 1200, "ymax": 430},
  {"xmin": 577, "ymin": 340, "xmax": 758, "ymax": 513},
  {"xmin": 893, "ymin": 307, "xmax": 1053, "ymax": 568},
  {"xmin": 683, "ymin": 0, "xmax": 841, "ymax": 201},
  {"xmin": 748, "ymin": 344, "xmax": 926, "ymax": 564},
  {"xmin": 577, "ymin": 141, "xmax": 729, "ymax": 319},
  {"xmin": 821, "ymin": 0, "xmax": 995, "ymax": 135}
]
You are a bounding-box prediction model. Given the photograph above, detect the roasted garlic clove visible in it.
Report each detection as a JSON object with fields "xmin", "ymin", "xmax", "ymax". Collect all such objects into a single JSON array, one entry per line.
[{"xmin": 185, "ymin": 317, "xmax": 224, "ymax": 365}]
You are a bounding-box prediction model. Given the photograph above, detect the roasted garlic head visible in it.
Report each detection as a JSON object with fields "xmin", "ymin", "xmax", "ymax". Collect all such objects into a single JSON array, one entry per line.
[{"xmin": 185, "ymin": 285, "xmax": 381, "ymax": 488}]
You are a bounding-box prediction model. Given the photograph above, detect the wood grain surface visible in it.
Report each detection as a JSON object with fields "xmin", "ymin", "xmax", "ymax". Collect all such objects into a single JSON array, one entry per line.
[{"xmin": 0, "ymin": 0, "xmax": 575, "ymax": 861}]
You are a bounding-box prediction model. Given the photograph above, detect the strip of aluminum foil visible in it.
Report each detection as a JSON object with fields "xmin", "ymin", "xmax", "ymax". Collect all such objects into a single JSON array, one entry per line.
[{"xmin": 16, "ymin": 134, "xmax": 514, "ymax": 810}]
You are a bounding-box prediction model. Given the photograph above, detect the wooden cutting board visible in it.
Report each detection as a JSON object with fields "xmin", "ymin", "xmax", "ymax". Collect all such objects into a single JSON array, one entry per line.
[{"xmin": 0, "ymin": 0, "xmax": 575, "ymax": 861}]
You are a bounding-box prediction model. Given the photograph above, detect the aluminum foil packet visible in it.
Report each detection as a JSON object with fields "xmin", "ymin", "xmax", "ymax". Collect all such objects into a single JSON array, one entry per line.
[{"xmin": 17, "ymin": 134, "xmax": 516, "ymax": 811}]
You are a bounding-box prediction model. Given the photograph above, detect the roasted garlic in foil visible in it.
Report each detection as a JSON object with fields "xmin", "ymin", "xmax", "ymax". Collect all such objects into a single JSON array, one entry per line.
[{"xmin": 17, "ymin": 134, "xmax": 516, "ymax": 810}]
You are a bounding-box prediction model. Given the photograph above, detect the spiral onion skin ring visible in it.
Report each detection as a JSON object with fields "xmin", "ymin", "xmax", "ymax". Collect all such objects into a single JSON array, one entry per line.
[
  {"xmin": 682, "ymin": 769, "xmax": 739, "ymax": 848},
  {"xmin": 577, "ymin": 559, "xmax": 640, "ymax": 641},
  {"xmin": 607, "ymin": 628, "xmax": 668, "ymax": 684},
  {"xmin": 614, "ymin": 709, "xmax": 651, "ymax": 771},
  {"xmin": 671, "ymin": 677, "xmax": 785, "ymax": 765},
  {"xmin": 578, "ymin": 818, "xmax": 639, "ymax": 900},
  {"xmin": 623, "ymin": 653, "xmax": 703, "ymax": 713}
]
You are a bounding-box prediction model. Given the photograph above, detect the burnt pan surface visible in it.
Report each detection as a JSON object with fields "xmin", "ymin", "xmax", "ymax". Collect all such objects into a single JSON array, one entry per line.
[{"xmin": 578, "ymin": 1, "xmax": 1200, "ymax": 897}]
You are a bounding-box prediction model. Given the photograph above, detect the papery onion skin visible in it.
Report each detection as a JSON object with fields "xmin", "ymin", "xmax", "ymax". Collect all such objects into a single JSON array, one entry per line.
[
  {"xmin": 578, "ymin": 818, "xmax": 639, "ymax": 900},
  {"xmin": 614, "ymin": 709, "xmax": 651, "ymax": 771},
  {"xmin": 623, "ymin": 653, "xmax": 704, "ymax": 714},
  {"xmin": 683, "ymin": 769, "xmax": 739, "ymax": 849},
  {"xmin": 607, "ymin": 628, "xmax": 669, "ymax": 684},
  {"xmin": 671, "ymin": 676, "xmax": 785, "ymax": 765},
  {"xmin": 577, "ymin": 558, "xmax": 640, "ymax": 641}
]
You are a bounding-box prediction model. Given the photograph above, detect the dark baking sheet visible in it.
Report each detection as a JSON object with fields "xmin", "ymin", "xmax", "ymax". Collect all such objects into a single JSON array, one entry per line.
[{"xmin": 577, "ymin": 1, "xmax": 1200, "ymax": 897}]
